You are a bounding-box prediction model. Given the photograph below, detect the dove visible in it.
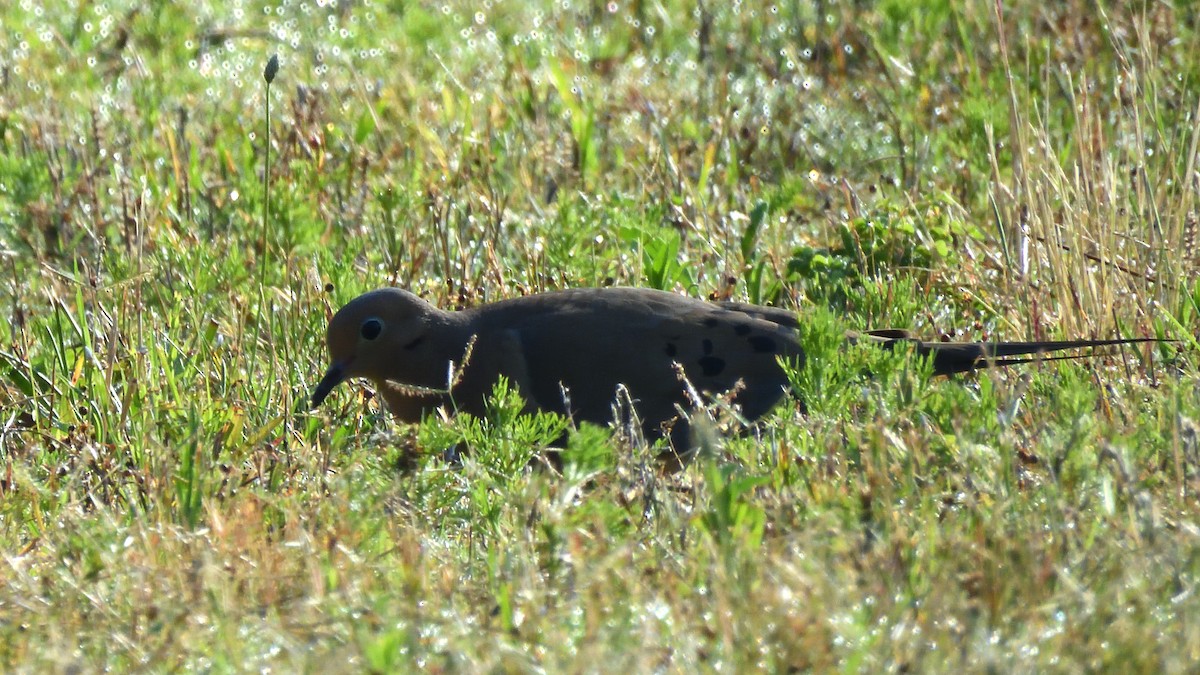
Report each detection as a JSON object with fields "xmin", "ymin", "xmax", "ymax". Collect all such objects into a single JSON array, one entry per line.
[{"xmin": 311, "ymin": 287, "xmax": 1162, "ymax": 448}]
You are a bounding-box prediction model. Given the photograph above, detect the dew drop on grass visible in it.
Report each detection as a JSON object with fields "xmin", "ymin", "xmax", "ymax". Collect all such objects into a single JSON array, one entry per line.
[{"xmin": 230, "ymin": 189, "xmax": 240, "ymax": 202}]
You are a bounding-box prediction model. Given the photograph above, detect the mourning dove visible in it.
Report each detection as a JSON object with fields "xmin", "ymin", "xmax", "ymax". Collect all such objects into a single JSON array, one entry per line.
[{"xmin": 311, "ymin": 287, "xmax": 1162, "ymax": 446}]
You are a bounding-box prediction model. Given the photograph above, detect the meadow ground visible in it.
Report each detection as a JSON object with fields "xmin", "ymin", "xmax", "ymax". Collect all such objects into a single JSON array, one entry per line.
[{"xmin": 1, "ymin": 0, "xmax": 1199, "ymax": 671}]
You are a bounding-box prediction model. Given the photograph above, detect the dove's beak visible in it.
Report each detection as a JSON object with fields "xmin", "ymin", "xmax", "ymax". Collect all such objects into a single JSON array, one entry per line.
[{"xmin": 311, "ymin": 361, "xmax": 350, "ymax": 408}]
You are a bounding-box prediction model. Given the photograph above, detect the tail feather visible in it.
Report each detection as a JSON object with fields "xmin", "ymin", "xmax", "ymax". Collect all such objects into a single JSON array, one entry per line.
[
  {"xmin": 913, "ymin": 337, "xmax": 1165, "ymax": 375},
  {"xmin": 716, "ymin": 301, "xmax": 1170, "ymax": 376}
]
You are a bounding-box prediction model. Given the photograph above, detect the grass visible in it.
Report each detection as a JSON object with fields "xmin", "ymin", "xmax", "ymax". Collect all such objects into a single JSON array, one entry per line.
[{"xmin": 1, "ymin": 0, "xmax": 1198, "ymax": 670}]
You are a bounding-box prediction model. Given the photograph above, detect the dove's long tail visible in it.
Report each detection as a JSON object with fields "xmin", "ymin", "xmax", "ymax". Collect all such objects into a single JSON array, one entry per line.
[
  {"xmin": 896, "ymin": 337, "xmax": 1165, "ymax": 376},
  {"xmin": 715, "ymin": 300, "xmax": 1169, "ymax": 375}
]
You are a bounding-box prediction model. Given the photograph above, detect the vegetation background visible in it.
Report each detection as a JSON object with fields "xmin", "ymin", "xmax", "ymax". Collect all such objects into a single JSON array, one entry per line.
[{"xmin": 1, "ymin": 0, "xmax": 1197, "ymax": 670}]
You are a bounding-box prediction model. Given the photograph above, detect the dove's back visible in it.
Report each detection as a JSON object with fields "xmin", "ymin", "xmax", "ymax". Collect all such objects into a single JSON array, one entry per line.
[{"xmin": 459, "ymin": 287, "xmax": 804, "ymax": 437}]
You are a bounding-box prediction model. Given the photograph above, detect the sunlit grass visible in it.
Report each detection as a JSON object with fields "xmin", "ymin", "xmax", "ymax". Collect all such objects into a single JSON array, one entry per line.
[{"xmin": 1, "ymin": 0, "xmax": 1198, "ymax": 670}]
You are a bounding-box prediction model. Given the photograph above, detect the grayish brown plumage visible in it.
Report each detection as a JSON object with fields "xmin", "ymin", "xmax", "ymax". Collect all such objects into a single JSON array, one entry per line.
[{"xmin": 312, "ymin": 287, "xmax": 1160, "ymax": 445}]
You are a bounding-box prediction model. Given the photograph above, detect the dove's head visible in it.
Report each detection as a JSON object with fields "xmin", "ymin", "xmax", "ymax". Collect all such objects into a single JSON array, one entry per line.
[{"xmin": 311, "ymin": 288, "xmax": 444, "ymax": 408}]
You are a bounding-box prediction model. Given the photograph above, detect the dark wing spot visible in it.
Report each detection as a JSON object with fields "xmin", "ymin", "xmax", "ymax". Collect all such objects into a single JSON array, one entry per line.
[
  {"xmin": 698, "ymin": 356, "xmax": 726, "ymax": 377},
  {"xmin": 734, "ymin": 323, "xmax": 751, "ymax": 336},
  {"xmin": 702, "ymin": 339, "xmax": 714, "ymax": 355},
  {"xmin": 703, "ymin": 317, "xmax": 720, "ymax": 328},
  {"xmin": 403, "ymin": 335, "xmax": 426, "ymax": 350},
  {"xmin": 664, "ymin": 342, "xmax": 678, "ymax": 357},
  {"xmin": 747, "ymin": 335, "xmax": 777, "ymax": 353}
]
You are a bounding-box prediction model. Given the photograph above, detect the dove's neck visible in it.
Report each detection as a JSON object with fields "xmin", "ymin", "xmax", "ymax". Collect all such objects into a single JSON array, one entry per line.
[
  {"xmin": 433, "ymin": 309, "xmax": 475, "ymax": 366},
  {"xmin": 374, "ymin": 309, "xmax": 473, "ymax": 422},
  {"xmin": 408, "ymin": 309, "xmax": 485, "ymax": 395}
]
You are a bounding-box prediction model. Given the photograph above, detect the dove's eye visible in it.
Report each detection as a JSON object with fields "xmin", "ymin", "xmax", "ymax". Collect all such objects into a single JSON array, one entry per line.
[{"xmin": 360, "ymin": 318, "xmax": 384, "ymax": 341}]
